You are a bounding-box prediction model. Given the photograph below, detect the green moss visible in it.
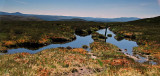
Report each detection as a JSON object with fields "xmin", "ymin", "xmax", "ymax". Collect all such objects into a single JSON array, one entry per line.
[
  {"xmin": 97, "ymin": 59, "xmax": 103, "ymax": 67},
  {"xmin": 92, "ymin": 32, "xmax": 107, "ymax": 42}
]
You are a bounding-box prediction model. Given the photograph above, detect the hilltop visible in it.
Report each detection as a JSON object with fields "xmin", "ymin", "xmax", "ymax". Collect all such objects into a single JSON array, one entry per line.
[
  {"xmin": 0, "ymin": 15, "xmax": 43, "ymax": 21},
  {"xmin": 0, "ymin": 11, "xmax": 140, "ymax": 22},
  {"xmin": 128, "ymin": 16, "xmax": 160, "ymax": 26}
]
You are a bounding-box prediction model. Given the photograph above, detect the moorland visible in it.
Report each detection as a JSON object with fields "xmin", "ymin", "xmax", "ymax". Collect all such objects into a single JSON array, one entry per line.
[{"xmin": 0, "ymin": 15, "xmax": 160, "ymax": 76}]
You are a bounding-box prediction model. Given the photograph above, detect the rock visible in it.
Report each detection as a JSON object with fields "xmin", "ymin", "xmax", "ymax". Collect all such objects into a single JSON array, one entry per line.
[
  {"xmin": 91, "ymin": 55, "xmax": 97, "ymax": 59},
  {"xmin": 118, "ymin": 49, "xmax": 122, "ymax": 51},
  {"xmin": 66, "ymin": 46, "xmax": 72, "ymax": 49},
  {"xmin": 107, "ymin": 34, "xmax": 112, "ymax": 37},
  {"xmin": 82, "ymin": 45, "xmax": 88, "ymax": 49}
]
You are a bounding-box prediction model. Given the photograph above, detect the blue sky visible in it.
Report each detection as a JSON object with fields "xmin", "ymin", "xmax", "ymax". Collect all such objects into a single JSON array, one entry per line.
[{"xmin": 0, "ymin": 0, "xmax": 160, "ymax": 18}]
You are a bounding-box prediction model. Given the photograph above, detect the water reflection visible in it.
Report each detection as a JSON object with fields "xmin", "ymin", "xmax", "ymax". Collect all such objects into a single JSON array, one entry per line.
[
  {"xmin": 97, "ymin": 28, "xmax": 157, "ymax": 65},
  {"xmin": 4, "ymin": 35, "xmax": 93, "ymax": 54},
  {"xmin": 97, "ymin": 29, "xmax": 138, "ymax": 55},
  {"xmin": 0, "ymin": 28, "xmax": 156, "ymax": 65}
]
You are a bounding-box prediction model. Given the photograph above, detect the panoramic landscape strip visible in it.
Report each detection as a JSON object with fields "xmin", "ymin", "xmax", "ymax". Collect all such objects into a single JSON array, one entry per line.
[
  {"xmin": 0, "ymin": 15, "xmax": 160, "ymax": 75},
  {"xmin": 0, "ymin": 0, "xmax": 160, "ymax": 76}
]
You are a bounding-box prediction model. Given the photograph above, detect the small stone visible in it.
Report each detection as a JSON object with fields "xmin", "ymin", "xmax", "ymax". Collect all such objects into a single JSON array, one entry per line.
[
  {"xmin": 82, "ymin": 45, "xmax": 88, "ymax": 49},
  {"xmin": 124, "ymin": 49, "xmax": 127, "ymax": 51},
  {"xmin": 66, "ymin": 46, "xmax": 72, "ymax": 49},
  {"xmin": 118, "ymin": 49, "xmax": 122, "ymax": 51}
]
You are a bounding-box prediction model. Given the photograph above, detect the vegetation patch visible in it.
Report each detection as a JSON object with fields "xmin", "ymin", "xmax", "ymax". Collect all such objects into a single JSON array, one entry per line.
[
  {"xmin": 108, "ymin": 16, "xmax": 160, "ymax": 64},
  {"xmin": 0, "ymin": 21, "xmax": 106, "ymax": 52},
  {"xmin": 75, "ymin": 29, "xmax": 92, "ymax": 36},
  {"xmin": 0, "ymin": 42, "xmax": 160, "ymax": 75},
  {"xmin": 0, "ymin": 48, "xmax": 102, "ymax": 76},
  {"xmin": 92, "ymin": 32, "xmax": 107, "ymax": 42},
  {"xmin": 90, "ymin": 42, "xmax": 125, "ymax": 60},
  {"xmin": 107, "ymin": 34, "xmax": 112, "ymax": 37},
  {"xmin": 90, "ymin": 42, "xmax": 160, "ymax": 76},
  {"xmin": 133, "ymin": 41, "xmax": 160, "ymax": 63}
]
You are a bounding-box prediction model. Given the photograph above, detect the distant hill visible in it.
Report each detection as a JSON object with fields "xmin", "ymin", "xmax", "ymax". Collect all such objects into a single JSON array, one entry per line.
[
  {"xmin": 59, "ymin": 18, "xmax": 86, "ymax": 21},
  {"xmin": 0, "ymin": 11, "xmax": 140, "ymax": 22},
  {"xmin": 129, "ymin": 16, "xmax": 160, "ymax": 23},
  {"xmin": 0, "ymin": 15, "xmax": 43, "ymax": 21},
  {"xmin": 128, "ymin": 16, "xmax": 160, "ymax": 26}
]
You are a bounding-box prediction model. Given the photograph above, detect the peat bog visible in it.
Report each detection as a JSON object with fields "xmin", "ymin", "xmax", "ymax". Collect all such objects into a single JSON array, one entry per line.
[{"xmin": 0, "ymin": 16, "xmax": 160, "ymax": 75}]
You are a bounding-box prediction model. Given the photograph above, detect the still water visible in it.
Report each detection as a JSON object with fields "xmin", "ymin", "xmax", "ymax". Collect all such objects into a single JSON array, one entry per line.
[
  {"xmin": 97, "ymin": 29, "xmax": 156, "ymax": 64},
  {"xmin": 1, "ymin": 28, "xmax": 156, "ymax": 64}
]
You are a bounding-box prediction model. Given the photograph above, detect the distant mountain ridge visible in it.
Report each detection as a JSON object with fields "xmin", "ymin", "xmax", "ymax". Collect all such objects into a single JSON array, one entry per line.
[
  {"xmin": 0, "ymin": 15, "xmax": 43, "ymax": 21},
  {"xmin": 129, "ymin": 16, "xmax": 160, "ymax": 23},
  {"xmin": 59, "ymin": 18, "xmax": 86, "ymax": 21},
  {"xmin": 0, "ymin": 11, "xmax": 140, "ymax": 22},
  {"xmin": 128, "ymin": 16, "xmax": 160, "ymax": 26}
]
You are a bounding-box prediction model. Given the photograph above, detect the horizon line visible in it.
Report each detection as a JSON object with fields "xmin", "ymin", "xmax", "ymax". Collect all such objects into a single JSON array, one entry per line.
[{"xmin": 1, "ymin": 11, "xmax": 160, "ymax": 19}]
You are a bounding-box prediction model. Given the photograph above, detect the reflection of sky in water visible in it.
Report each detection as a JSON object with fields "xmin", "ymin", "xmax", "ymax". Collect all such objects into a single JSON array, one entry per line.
[
  {"xmin": 97, "ymin": 29, "xmax": 156, "ymax": 65},
  {"xmin": 5, "ymin": 35, "xmax": 93, "ymax": 54},
  {"xmin": 8, "ymin": 28, "xmax": 137, "ymax": 55},
  {"xmin": 0, "ymin": 28, "xmax": 156, "ymax": 65},
  {"xmin": 97, "ymin": 29, "xmax": 138, "ymax": 55}
]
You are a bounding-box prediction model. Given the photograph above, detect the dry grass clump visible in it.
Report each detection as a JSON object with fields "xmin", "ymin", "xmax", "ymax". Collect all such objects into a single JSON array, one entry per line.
[
  {"xmin": 90, "ymin": 42, "xmax": 160, "ymax": 76},
  {"xmin": 0, "ymin": 48, "xmax": 103, "ymax": 76},
  {"xmin": 1, "ymin": 42, "xmax": 160, "ymax": 76}
]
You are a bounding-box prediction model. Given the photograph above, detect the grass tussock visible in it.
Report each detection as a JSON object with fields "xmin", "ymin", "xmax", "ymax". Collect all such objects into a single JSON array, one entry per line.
[
  {"xmin": 108, "ymin": 17, "xmax": 160, "ymax": 63},
  {"xmin": 0, "ymin": 48, "xmax": 102, "ymax": 76},
  {"xmin": 92, "ymin": 32, "xmax": 107, "ymax": 42},
  {"xmin": 0, "ymin": 21, "xmax": 107, "ymax": 52},
  {"xmin": 0, "ymin": 42, "xmax": 160, "ymax": 75},
  {"xmin": 90, "ymin": 42, "xmax": 160, "ymax": 76}
]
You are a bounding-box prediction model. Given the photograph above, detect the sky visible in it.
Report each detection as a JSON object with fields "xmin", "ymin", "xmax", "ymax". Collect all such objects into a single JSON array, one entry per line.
[{"xmin": 0, "ymin": 0, "xmax": 160, "ymax": 18}]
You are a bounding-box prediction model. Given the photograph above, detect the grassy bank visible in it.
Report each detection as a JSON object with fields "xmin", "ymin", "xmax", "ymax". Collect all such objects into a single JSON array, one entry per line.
[
  {"xmin": 0, "ymin": 21, "xmax": 106, "ymax": 52},
  {"xmin": 0, "ymin": 42, "xmax": 160, "ymax": 76},
  {"xmin": 0, "ymin": 47, "xmax": 101, "ymax": 76},
  {"xmin": 109, "ymin": 16, "xmax": 160, "ymax": 64},
  {"xmin": 90, "ymin": 42, "xmax": 160, "ymax": 76},
  {"xmin": 0, "ymin": 17, "xmax": 160, "ymax": 75}
]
